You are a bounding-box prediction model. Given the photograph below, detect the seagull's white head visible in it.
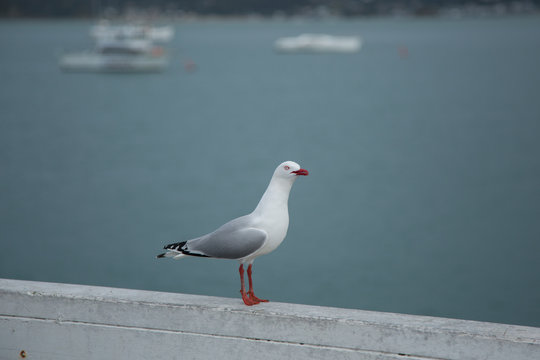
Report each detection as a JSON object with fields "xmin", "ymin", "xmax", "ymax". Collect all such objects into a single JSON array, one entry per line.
[{"xmin": 274, "ymin": 161, "xmax": 309, "ymax": 179}]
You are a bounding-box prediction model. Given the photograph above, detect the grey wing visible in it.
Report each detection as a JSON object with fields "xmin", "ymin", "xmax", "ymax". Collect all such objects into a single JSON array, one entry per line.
[{"xmin": 186, "ymin": 225, "xmax": 267, "ymax": 259}]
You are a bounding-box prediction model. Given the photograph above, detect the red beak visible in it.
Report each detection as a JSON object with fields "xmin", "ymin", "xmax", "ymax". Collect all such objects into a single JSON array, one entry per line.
[{"xmin": 292, "ymin": 169, "xmax": 309, "ymax": 176}]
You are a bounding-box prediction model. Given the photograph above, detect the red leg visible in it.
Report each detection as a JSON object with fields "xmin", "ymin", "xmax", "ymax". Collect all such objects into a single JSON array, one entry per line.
[
  {"xmin": 247, "ymin": 264, "xmax": 269, "ymax": 303},
  {"xmin": 239, "ymin": 264, "xmax": 254, "ymax": 306}
]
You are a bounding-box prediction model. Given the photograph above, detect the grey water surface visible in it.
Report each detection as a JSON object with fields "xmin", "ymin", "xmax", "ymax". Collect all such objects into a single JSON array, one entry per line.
[{"xmin": 1, "ymin": 15, "xmax": 539, "ymax": 327}]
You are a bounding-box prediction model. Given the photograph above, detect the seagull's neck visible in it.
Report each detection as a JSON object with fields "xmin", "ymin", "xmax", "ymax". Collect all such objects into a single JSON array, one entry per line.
[{"xmin": 253, "ymin": 176, "xmax": 295, "ymax": 216}]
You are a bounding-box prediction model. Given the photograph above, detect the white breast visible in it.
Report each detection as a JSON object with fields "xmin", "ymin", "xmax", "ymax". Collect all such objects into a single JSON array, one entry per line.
[
  {"xmin": 260, "ymin": 211, "xmax": 289, "ymax": 254},
  {"xmin": 241, "ymin": 209, "xmax": 289, "ymax": 262}
]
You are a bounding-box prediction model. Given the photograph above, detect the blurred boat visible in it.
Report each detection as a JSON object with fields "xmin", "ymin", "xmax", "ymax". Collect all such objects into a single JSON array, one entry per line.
[
  {"xmin": 274, "ymin": 34, "xmax": 362, "ymax": 54},
  {"xmin": 59, "ymin": 38, "xmax": 168, "ymax": 73},
  {"xmin": 90, "ymin": 22, "xmax": 174, "ymax": 42}
]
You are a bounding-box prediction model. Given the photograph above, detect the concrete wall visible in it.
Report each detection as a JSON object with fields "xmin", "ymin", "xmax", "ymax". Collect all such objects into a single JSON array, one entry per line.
[{"xmin": 1, "ymin": 278, "xmax": 539, "ymax": 360}]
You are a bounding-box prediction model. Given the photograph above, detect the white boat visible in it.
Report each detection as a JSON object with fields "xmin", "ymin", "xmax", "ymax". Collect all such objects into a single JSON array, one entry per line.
[
  {"xmin": 90, "ymin": 22, "xmax": 174, "ymax": 42},
  {"xmin": 59, "ymin": 38, "xmax": 168, "ymax": 73},
  {"xmin": 274, "ymin": 34, "xmax": 362, "ymax": 54}
]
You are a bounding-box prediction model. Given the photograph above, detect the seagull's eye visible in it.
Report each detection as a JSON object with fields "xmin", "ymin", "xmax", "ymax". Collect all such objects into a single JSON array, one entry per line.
[{"xmin": 284, "ymin": 166, "xmax": 290, "ymax": 171}]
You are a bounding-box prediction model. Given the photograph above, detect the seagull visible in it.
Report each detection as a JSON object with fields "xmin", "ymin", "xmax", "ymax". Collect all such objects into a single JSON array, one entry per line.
[{"xmin": 157, "ymin": 161, "xmax": 309, "ymax": 306}]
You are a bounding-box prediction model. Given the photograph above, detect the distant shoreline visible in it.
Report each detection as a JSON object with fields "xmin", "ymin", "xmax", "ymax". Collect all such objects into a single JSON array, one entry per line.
[
  {"xmin": 1, "ymin": 0, "xmax": 539, "ymax": 21},
  {"xmin": 1, "ymin": 11, "xmax": 540, "ymax": 22}
]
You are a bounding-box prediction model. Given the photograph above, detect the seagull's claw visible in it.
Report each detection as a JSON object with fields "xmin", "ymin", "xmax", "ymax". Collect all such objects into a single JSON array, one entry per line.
[
  {"xmin": 240, "ymin": 290, "xmax": 256, "ymax": 306},
  {"xmin": 248, "ymin": 290, "xmax": 269, "ymax": 304}
]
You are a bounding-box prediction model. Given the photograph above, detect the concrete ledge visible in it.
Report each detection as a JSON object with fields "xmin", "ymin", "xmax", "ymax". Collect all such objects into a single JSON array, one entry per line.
[{"xmin": 1, "ymin": 278, "xmax": 539, "ymax": 359}]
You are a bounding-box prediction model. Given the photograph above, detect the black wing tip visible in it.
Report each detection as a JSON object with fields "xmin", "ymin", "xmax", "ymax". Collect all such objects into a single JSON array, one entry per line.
[
  {"xmin": 161, "ymin": 240, "xmax": 211, "ymax": 258},
  {"xmin": 157, "ymin": 241, "xmax": 186, "ymax": 259},
  {"xmin": 164, "ymin": 241, "xmax": 187, "ymax": 250}
]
